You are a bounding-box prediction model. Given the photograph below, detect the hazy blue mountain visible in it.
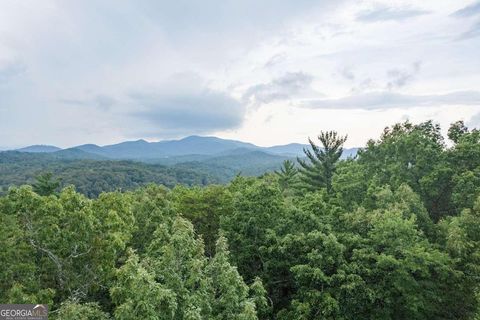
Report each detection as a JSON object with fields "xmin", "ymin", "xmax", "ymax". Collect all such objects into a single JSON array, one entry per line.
[
  {"xmin": 152, "ymin": 136, "xmax": 259, "ymax": 156},
  {"xmin": 342, "ymin": 148, "xmax": 359, "ymax": 159},
  {"xmin": 13, "ymin": 135, "xmax": 358, "ymax": 160},
  {"xmin": 67, "ymin": 136, "xmax": 259, "ymax": 159},
  {"xmin": 264, "ymin": 143, "xmax": 307, "ymax": 156},
  {"xmin": 17, "ymin": 145, "xmax": 61, "ymax": 153},
  {"xmin": 74, "ymin": 144, "xmax": 106, "ymax": 155},
  {"xmin": 3, "ymin": 136, "xmax": 360, "ymax": 194},
  {"xmin": 264, "ymin": 143, "xmax": 358, "ymax": 158}
]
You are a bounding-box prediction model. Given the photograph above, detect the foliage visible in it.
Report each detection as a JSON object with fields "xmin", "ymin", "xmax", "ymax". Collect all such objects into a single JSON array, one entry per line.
[
  {"xmin": 298, "ymin": 131, "xmax": 347, "ymax": 193},
  {"xmin": 32, "ymin": 172, "xmax": 60, "ymax": 196},
  {"xmin": 274, "ymin": 160, "xmax": 299, "ymax": 193},
  {"xmin": 53, "ymin": 301, "xmax": 111, "ymax": 320},
  {"xmin": 1, "ymin": 120, "xmax": 480, "ymax": 319},
  {"xmin": 0, "ymin": 153, "xmax": 217, "ymax": 197}
]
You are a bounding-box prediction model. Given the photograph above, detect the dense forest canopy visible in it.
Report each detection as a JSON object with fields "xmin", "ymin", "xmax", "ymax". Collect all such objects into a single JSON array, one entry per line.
[
  {"xmin": 0, "ymin": 154, "xmax": 218, "ymax": 197},
  {"xmin": 0, "ymin": 148, "xmax": 299, "ymax": 197},
  {"xmin": 1, "ymin": 120, "xmax": 480, "ymax": 319}
]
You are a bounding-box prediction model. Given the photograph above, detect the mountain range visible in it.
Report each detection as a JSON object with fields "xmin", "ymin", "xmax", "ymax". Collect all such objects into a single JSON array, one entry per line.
[
  {"xmin": 13, "ymin": 135, "xmax": 358, "ymax": 160},
  {"xmin": 1, "ymin": 136, "xmax": 359, "ymax": 196}
]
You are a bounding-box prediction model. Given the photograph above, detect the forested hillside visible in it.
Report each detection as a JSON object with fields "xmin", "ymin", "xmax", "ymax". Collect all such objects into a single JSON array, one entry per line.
[
  {"xmin": 0, "ymin": 152, "xmax": 219, "ymax": 197},
  {"xmin": 1, "ymin": 120, "xmax": 479, "ymax": 319}
]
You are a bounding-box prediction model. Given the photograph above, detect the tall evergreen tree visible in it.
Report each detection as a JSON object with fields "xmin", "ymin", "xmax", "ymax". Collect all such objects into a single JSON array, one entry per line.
[
  {"xmin": 275, "ymin": 160, "xmax": 298, "ymax": 192},
  {"xmin": 32, "ymin": 172, "xmax": 60, "ymax": 196},
  {"xmin": 297, "ymin": 131, "xmax": 347, "ymax": 192}
]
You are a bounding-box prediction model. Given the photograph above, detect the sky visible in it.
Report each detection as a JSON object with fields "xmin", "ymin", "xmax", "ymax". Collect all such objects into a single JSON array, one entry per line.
[{"xmin": 1, "ymin": 0, "xmax": 480, "ymax": 149}]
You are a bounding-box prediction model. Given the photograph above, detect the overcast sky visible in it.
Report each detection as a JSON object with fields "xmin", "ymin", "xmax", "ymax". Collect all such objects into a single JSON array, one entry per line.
[{"xmin": 1, "ymin": 0, "xmax": 480, "ymax": 148}]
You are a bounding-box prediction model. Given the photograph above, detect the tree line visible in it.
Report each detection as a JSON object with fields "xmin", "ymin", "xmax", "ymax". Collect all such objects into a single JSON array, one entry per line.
[{"xmin": 1, "ymin": 120, "xmax": 479, "ymax": 319}]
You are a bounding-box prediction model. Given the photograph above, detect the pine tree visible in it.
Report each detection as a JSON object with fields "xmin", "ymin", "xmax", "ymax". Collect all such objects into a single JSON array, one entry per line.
[
  {"xmin": 297, "ymin": 131, "xmax": 347, "ymax": 192},
  {"xmin": 275, "ymin": 160, "xmax": 298, "ymax": 191},
  {"xmin": 32, "ymin": 172, "xmax": 60, "ymax": 196},
  {"xmin": 206, "ymin": 235, "xmax": 258, "ymax": 320}
]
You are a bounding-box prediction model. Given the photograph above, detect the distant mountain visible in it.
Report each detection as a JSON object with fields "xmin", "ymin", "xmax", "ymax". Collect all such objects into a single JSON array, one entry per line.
[
  {"xmin": 74, "ymin": 144, "xmax": 106, "ymax": 155},
  {"xmin": 154, "ymin": 136, "xmax": 258, "ymax": 156},
  {"xmin": 13, "ymin": 135, "xmax": 359, "ymax": 160},
  {"xmin": 17, "ymin": 145, "xmax": 61, "ymax": 153},
  {"xmin": 2, "ymin": 136, "xmax": 360, "ymax": 196},
  {"xmin": 62, "ymin": 136, "xmax": 260, "ymax": 159},
  {"xmin": 264, "ymin": 143, "xmax": 307, "ymax": 156},
  {"xmin": 53, "ymin": 148, "xmax": 106, "ymax": 160},
  {"xmin": 342, "ymin": 148, "xmax": 359, "ymax": 159}
]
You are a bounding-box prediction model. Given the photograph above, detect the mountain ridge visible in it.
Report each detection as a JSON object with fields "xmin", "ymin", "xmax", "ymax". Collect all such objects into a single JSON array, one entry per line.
[{"xmin": 13, "ymin": 135, "xmax": 358, "ymax": 159}]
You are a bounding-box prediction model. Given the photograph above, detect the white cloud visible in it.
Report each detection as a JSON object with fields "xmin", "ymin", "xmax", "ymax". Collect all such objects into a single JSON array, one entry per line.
[
  {"xmin": 304, "ymin": 91, "xmax": 480, "ymax": 110},
  {"xmin": 0, "ymin": 0, "xmax": 479, "ymax": 148},
  {"xmin": 356, "ymin": 5, "xmax": 430, "ymax": 22}
]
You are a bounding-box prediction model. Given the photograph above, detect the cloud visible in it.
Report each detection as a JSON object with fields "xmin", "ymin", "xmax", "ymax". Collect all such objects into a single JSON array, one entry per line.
[
  {"xmin": 0, "ymin": 0, "xmax": 479, "ymax": 148},
  {"xmin": 94, "ymin": 95, "xmax": 115, "ymax": 111},
  {"xmin": 264, "ymin": 53, "xmax": 287, "ymax": 69},
  {"xmin": 468, "ymin": 111, "xmax": 480, "ymax": 129},
  {"xmin": 451, "ymin": 2, "xmax": 480, "ymax": 40},
  {"xmin": 242, "ymin": 72, "xmax": 314, "ymax": 105},
  {"xmin": 339, "ymin": 67, "xmax": 355, "ymax": 81},
  {"xmin": 59, "ymin": 94, "xmax": 116, "ymax": 111},
  {"xmin": 386, "ymin": 61, "xmax": 421, "ymax": 90},
  {"xmin": 357, "ymin": 5, "xmax": 430, "ymax": 22},
  {"xmin": 451, "ymin": 2, "xmax": 480, "ymax": 17},
  {"xmin": 130, "ymin": 89, "xmax": 246, "ymax": 136},
  {"xmin": 0, "ymin": 61, "xmax": 26, "ymax": 83},
  {"xmin": 303, "ymin": 90, "xmax": 480, "ymax": 110},
  {"xmin": 457, "ymin": 20, "xmax": 480, "ymax": 39}
]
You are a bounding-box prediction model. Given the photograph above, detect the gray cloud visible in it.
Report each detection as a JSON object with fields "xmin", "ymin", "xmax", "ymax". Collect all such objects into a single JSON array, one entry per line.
[
  {"xmin": 457, "ymin": 20, "xmax": 480, "ymax": 39},
  {"xmin": 242, "ymin": 72, "xmax": 314, "ymax": 105},
  {"xmin": 451, "ymin": 2, "xmax": 480, "ymax": 40},
  {"xmin": 386, "ymin": 61, "xmax": 421, "ymax": 90},
  {"xmin": 264, "ymin": 53, "xmax": 287, "ymax": 69},
  {"xmin": 303, "ymin": 91, "xmax": 480, "ymax": 110},
  {"xmin": 0, "ymin": 0, "xmax": 479, "ymax": 147},
  {"xmin": 94, "ymin": 95, "xmax": 116, "ymax": 111},
  {"xmin": 451, "ymin": 2, "xmax": 480, "ymax": 17},
  {"xmin": 357, "ymin": 5, "xmax": 430, "ymax": 22},
  {"xmin": 468, "ymin": 111, "xmax": 480, "ymax": 129},
  {"xmin": 339, "ymin": 67, "xmax": 355, "ymax": 81},
  {"xmin": 59, "ymin": 95, "xmax": 116, "ymax": 111},
  {"xmin": 0, "ymin": 61, "xmax": 26, "ymax": 83},
  {"xmin": 131, "ymin": 90, "xmax": 245, "ymax": 135}
]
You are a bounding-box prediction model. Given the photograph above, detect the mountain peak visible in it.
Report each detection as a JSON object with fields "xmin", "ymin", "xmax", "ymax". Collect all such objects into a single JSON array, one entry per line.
[{"xmin": 17, "ymin": 145, "xmax": 62, "ymax": 153}]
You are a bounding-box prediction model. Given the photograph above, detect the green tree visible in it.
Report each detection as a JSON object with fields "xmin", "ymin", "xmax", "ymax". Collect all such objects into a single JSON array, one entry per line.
[
  {"xmin": 0, "ymin": 186, "xmax": 135, "ymax": 307},
  {"xmin": 275, "ymin": 160, "xmax": 299, "ymax": 192},
  {"xmin": 440, "ymin": 196, "xmax": 480, "ymax": 319},
  {"xmin": 146, "ymin": 217, "xmax": 211, "ymax": 319},
  {"xmin": 53, "ymin": 301, "xmax": 110, "ymax": 320},
  {"xmin": 448, "ymin": 120, "xmax": 468, "ymax": 144},
  {"xmin": 221, "ymin": 178, "xmax": 285, "ymax": 281},
  {"xmin": 206, "ymin": 236, "xmax": 261, "ymax": 320},
  {"xmin": 32, "ymin": 172, "xmax": 60, "ymax": 196},
  {"xmin": 358, "ymin": 121, "xmax": 450, "ymax": 220},
  {"xmin": 128, "ymin": 184, "xmax": 176, "ymax": 253},
  {"xmin": 298, "ymin": 131, "xmax": 347, "ymax": 193},
  {"xmin": 171, "ymin": 185, "xmax": 233, "ymax": 256},
  {"xmin": 331, "ymin": 160, "xmax": 368, "ymax": 210},
  {"xmin": 110, "ymin": 251, "xmax": 177, "ymax": 320}
]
